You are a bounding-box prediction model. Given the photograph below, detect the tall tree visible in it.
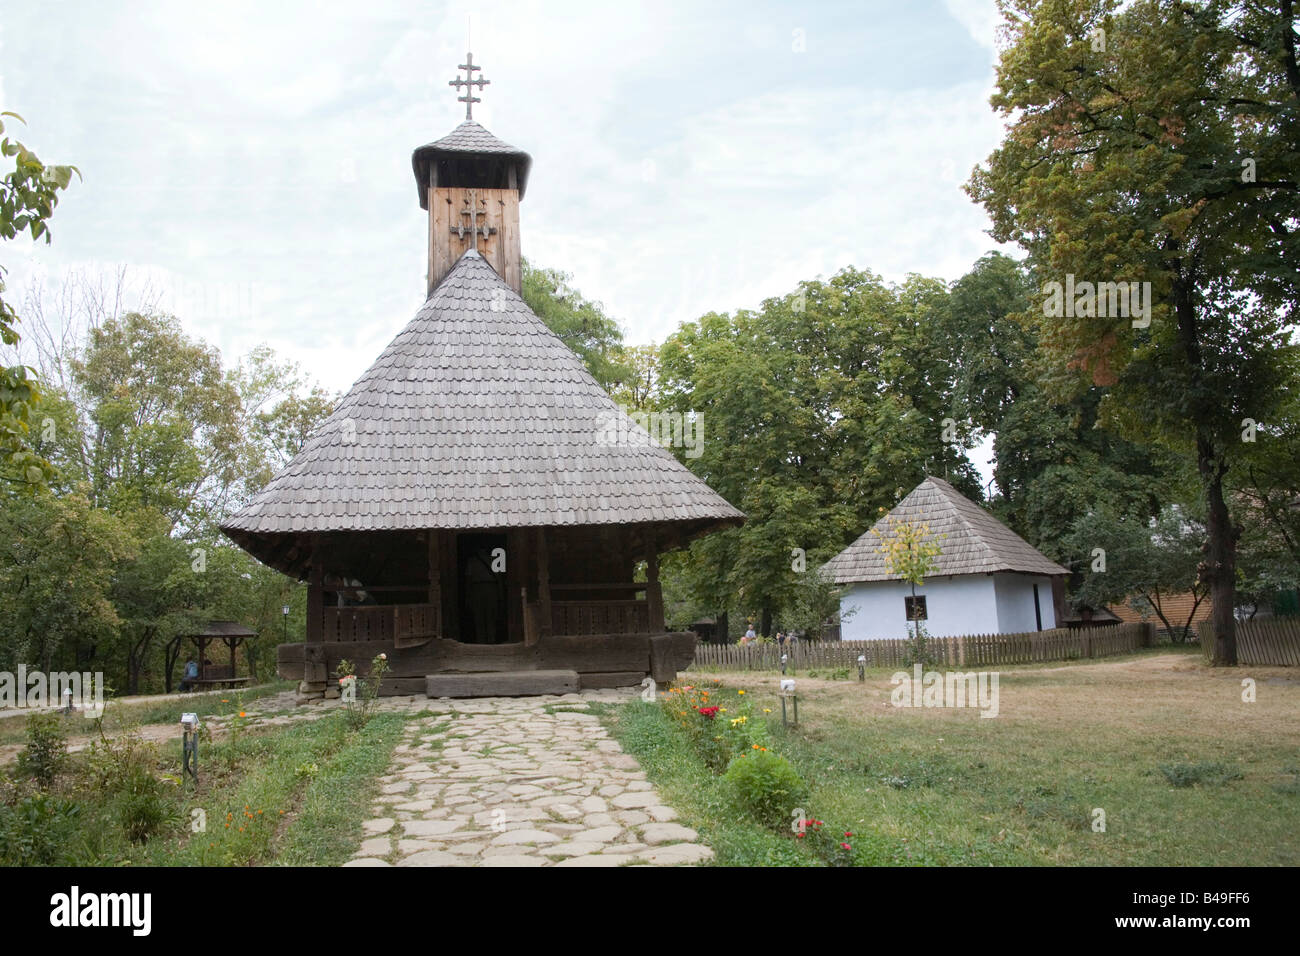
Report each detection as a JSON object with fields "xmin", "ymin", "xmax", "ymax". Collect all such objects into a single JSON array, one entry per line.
[
  {"xmin": 658, "ymin": 268, "xmax": 979, "ymax": 635},
  {"xmin": 521, "ymin": 259, "xmax": 632, "ymax": 390},
  {"xmin": 0, "ymin": 112, "xmax": 77, "ymax": 490},
  {"xmin": 968, "ymin": 0, "xmax": 1300, "ymax": 663}
]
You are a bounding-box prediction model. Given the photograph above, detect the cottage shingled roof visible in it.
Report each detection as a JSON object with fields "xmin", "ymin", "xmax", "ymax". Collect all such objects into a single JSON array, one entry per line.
[
  {"xmin": 411, "ymin": 120, "xmax": 532, "ymax": 205},
  {"xmin": 821, "ymin": 476, "xmax": 1067, "ymax": 584},
  {"xmin": 220, "ymin": 250, "xmax": 743, "ymax": 556}
]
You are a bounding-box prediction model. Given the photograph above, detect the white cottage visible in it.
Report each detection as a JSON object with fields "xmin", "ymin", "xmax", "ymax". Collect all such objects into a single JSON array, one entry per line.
[{"xmin": 822, "ymin": 477, "xmax": 1068, "ymax": 641}]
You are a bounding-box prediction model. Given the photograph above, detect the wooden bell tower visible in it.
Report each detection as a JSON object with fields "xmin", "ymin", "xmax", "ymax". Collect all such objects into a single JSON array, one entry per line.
[{"xmin": 411, "ymin": 53, "xmax": 531, "ymax": 296}]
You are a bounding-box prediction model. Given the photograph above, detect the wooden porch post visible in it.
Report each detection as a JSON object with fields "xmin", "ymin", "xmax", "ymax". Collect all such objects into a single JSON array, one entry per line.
[
  {"xmin": 646, "ymin": 543, "xmax": 665, "ymax": 632},
  {"xmin": 427, "ymin": 530, "xmax": 442, "ymax": 636},
  {"xmin": 536, "ymin": 527, "xmax": 552, "ymax": 639},
  {"xmin": 306, "ymin": 539, "xmax": 323, "ymax": 643}
]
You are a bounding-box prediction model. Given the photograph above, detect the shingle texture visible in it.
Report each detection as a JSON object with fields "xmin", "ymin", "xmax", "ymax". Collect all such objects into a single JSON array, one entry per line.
[
  {"xmin": 420, "ymin": 120, "xmax": 527, "ymax": 155},
  {"xmin": 822, "ymin": 476, "xmax": 1068, "ymax": 584},
  {"xmin": 220, "ymin": 250, "xmax": 743, "ymax": 539}
]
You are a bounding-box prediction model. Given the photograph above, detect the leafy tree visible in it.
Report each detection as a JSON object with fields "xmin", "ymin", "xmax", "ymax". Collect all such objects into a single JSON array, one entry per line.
[
  {"xmin": 522, "ymin": 259, "xmax": 632, "ymax": 390},
  {"xmin": 1069, "ymin": 504, "xmax": 1210, "ymax": 641},
  {"xmin": 0, "ymin": 489, "xmax": 131, "ymax": 673},
  {"xmin": 65, "ymin": 311, "xmax": 242, "ymax": 531},
  {"xmin": 0, "ymin": 112, "xmax": 77, "ymax": 490},
  {"xmin": 658, "ymin": 267, "xmax": 980, "ymax": 635},
  {"xmin": 872, "ymin": 517, "xmax": 944, "ymax": 661},
  {"xmin": 967, "ymin": 0, "xmax": 1300, "ymax": 663}
]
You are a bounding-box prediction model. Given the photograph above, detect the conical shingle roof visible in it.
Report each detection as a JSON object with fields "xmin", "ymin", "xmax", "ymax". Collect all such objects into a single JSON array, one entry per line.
[
  {"xmin": 821, "ymin": 476, "xmax": 1067, "ymax": 584},
  {"xmin": 411, "ymin": 119, "xmax": 532, "ymax": 204},
  {"xmin": 221, "ymin": 250, "xmax": 743, "ymax": 558}
]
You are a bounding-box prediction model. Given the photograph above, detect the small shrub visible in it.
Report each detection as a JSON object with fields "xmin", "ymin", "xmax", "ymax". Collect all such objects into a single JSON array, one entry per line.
[
  {"xmin": 0, "ymin": 793, "xmax": 81, "ymax": 865},
  {"xmin": 116, "ymin": 767, "xmax": 177, "ymax": 844},
  {"xmin": 723, "ymin": 749, "xmax": 808, "ymax": 829},
  {"xmin": 336, "ymin": 653, "xmax": 390, "ymax": 730},
  {"xmin": 17, "ymin": 712, "xmax": 68, "ymax": 788},
  {"xmin": 1158, "ymin": 761, "xmax": 1244, "ymax": 788}
]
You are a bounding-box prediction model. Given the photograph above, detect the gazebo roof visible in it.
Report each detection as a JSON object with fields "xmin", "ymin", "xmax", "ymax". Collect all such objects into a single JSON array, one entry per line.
[
  {"xmin": 182, "ymin": 620, "xmax": 258, "ymax": 639},
  {"xmin": 220, "ymin": 250, "xmax": 743, "ymax": 571},
  {"xmin": 821, "ymin": 476, "xmax": 1068, "ymax": 585}
]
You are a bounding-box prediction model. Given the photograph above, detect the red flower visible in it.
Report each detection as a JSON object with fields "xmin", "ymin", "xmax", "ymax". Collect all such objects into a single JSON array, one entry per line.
[
  {"xmin": 840, "ymin": 842, "xmax": 851, "ymax": 850},
  {"xmin": 796, "ymin": 832, "xmax": 805, "ymax": 839}
]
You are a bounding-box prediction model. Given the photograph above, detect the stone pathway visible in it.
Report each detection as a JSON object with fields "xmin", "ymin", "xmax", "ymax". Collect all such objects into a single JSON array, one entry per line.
[{"xmin": 345, "ymin": 689, "xmax": 713, "ymax": 867}]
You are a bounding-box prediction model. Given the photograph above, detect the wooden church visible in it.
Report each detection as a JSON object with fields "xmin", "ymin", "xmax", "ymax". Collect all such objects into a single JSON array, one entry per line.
[{"xmin": 220, "ymin": 55, "xmax": 743, "ymax": 697}]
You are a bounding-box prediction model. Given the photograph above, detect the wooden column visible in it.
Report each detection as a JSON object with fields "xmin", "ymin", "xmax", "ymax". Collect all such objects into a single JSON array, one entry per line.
[
  {"xmin": 536, "ymin": 527, "xmax": 552, "ymax": 640},
  {"xmin": 646, "ymin": 543, "xmax": 665, "ymax": 632},
  {"xmin": 306, "ymin": 542, "xmax": 323, "ymax": 643},
  {"xmin": 506, "ymin": 528, "xmax": 525, "ymax": 644},
  {"xmin": 427, "ymin": 530, "xmax": 442, "ymax": 637}
]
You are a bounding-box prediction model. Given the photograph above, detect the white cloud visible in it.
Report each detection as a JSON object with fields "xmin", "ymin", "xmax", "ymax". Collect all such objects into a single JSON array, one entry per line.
[{"xmin": 4, "ymin": 0, "xmax": 1012, "ymax": 402}]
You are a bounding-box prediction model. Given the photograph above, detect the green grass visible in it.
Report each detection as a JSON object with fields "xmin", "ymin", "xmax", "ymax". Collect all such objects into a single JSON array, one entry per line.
[
  {"xmin": 276, "ymin": 713, "xmax": 405, "ymax": 865},
  {"xmin": 604, "ymin": 653, "xmax": 1300, "ymax": 866},
  {"xmin": 0, "ymin": 681, "xmax": 293, "ymax": 747}
]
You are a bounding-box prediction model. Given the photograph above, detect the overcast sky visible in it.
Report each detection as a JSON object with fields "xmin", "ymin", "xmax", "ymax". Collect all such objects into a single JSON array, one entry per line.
[{"xmin": 2, "ymin": 0, "xmax": 1008, "ymax": 436}]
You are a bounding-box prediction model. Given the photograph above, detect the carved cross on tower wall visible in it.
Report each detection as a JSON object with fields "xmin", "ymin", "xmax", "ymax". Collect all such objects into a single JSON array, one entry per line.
[
  {"xmin": 448, "ymin": 52, "xmax": 489, "ymax": 120},
  {"xmin": 451, "ymin": 189, "xmax": 497, "ymax": 251}
]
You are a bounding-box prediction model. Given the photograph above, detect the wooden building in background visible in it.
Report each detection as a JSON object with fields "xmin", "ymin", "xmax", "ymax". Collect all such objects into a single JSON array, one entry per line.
[{"xmin": 220, "ymin": 57, "xmax": 743, "ymax": 697}]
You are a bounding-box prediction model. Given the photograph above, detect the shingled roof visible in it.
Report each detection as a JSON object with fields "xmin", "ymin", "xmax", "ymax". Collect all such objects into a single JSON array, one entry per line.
[
  {"xmin": 821, "ymin": 476, "xmax": 1067, "ymax": 584},
  {"xmin": 411, "ymin": 120, "xmax": 532, "ymax": 205},
  {"xmin": 220, "ymin": 250, "xmax": 743, "ymax": 563}
]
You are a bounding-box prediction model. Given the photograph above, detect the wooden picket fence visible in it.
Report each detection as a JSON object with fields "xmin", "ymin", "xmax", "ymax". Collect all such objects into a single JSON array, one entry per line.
[
  {"xmin": 689, "ymin": 622, "xmax": 1155, "ymax": 672},
  {"xmin": 1197, "ymin": 618, "xmax": 1300, "ymax": 666}
]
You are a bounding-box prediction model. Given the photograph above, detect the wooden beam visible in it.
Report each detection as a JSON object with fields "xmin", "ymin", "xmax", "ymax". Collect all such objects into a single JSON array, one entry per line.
[
  {"xmin": 536, "ymin": 527, "xmax": 552, "ymax": 640},
  {"xmin": 646, "ymin": 541, "xmax": 665, "ymax": 632},
  {"xmin": 427, "ymin": 530, "xmax": 442, "ymax": 637},
  {"xmin": 306, "ymin": 540, "xmax": 323, "ymax": 643}
]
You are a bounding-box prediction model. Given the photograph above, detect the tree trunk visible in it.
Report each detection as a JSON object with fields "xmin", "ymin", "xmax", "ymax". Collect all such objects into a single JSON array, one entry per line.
[
  {"xmin": 760, "ymin": 606, "xmax": 773, "ymax": 639},
  {"xmin": 716, "ymin": 611, "xmax": 729, "ymax": 645},
  {"xmin": 1201, "ymin": 445, "xmax": 1238, "ymax": 665},
  {"xmin": 1173, "ymin": 265, "xmax": 1238, "ymax": 666}
]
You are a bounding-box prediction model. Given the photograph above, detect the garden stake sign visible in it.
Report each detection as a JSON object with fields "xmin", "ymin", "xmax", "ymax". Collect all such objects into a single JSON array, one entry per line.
[
  {"xmin": 779, "ymin": 679, "xmax": 798, "ymax": 728},
  {"xmin": 181, "ymin": 712, "xmax": 199, "ymax": 783}
]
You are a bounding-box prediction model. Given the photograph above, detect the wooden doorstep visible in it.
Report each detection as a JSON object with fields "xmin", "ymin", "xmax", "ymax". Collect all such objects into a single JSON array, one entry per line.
[{"xmin": 425, "ymin": 669, "xmax": 580, "ymax": 699}]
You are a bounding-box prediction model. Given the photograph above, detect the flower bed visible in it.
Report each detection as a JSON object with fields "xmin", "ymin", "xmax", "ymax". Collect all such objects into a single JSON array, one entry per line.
[{"xmin": 658, "ymin": 679, "xmax": 857, "ymax": 865}]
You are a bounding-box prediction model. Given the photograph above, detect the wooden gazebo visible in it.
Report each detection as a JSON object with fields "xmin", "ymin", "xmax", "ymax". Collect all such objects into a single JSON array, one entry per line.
[
  {"xmin": 172, "ymin": 620, "xmax": 256, "ymax": 690},
  {"xmin": 219, "ymin": 56, "xmax": 743, "ymax": 697}
]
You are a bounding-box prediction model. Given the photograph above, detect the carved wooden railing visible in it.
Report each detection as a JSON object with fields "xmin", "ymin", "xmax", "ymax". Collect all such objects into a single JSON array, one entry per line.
[
  {"xmin": 546, "ymin": 599, "xmax": 651, "ymax": 637},
  {"xmin": 321, "ymin": 603, "xmax": 440, "ymax": 646}
]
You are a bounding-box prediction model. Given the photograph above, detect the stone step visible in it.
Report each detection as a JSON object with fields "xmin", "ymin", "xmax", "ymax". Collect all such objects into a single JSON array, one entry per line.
[{"xmin": 425, "ymin": 669, "xmax": 580, "ymax": 699}]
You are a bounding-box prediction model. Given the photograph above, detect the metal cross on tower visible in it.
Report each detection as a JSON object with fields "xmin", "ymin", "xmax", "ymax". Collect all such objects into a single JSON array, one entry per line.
[{"xmin": 448, "ymin": 52, "xmax": 489, "ymax": 120}]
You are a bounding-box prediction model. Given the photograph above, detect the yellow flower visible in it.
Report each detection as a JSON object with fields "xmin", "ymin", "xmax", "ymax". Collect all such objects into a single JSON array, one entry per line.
[
  {"xmin": 762, "ymin": 708, "xmax": 772, "ymax": 713},
  {"xmin": 737, "ymin": 690, "xmax": 745, "ymax": 695}
]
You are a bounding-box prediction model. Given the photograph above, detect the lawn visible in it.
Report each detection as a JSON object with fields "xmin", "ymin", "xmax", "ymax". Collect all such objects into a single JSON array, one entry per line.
[{"xmin": 600, "ymin": 650, "xmax": 1300, "ymax": 866}]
